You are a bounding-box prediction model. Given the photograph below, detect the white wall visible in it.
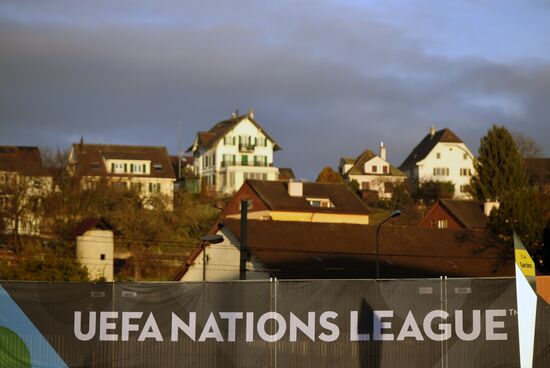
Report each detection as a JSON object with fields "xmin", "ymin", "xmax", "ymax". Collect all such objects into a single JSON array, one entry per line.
[
  {"xmin": 180, "ymin": 227, "xmax": 270, "ymax": 282},
  {"xmin": 76, "ymin": 229, "xmax": 114, "ymax": 281},
  {"xmin": 416, "ymin": 142, "xmax": 475, "ymax": 198}
]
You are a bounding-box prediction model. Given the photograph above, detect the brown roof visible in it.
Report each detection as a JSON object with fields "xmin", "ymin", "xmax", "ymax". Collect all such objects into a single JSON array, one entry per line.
[
  {"xmin": 224, "ymin": 220, "xmax": 513, "ymax": 279},
  {"xmin": 346, "ymin": 149, "xmax": 405, "ymax": 176},
  {"xmin": 438, "ymin": 199, "xmax": 488, "ymax": 229},
  {"xmin": 188, "ymin": 114, "xmax": 281, "ymax": 152},
  {"xmin": 278, "ymin": 168, "xmax": 296, "ymax": 181},
  {"xmin": 71, "ymin": 143, "xmax": 175, "ymax": 179},
  {"xmin": 524, "ymin": 158, "xmax": 550, "ymax": 184},
  {"xmin": 246, "ymin": 180, "xmax": 370, "ymax": 215},
  {"xmin": 0, "ymin": 146, "xmax": 47, "ymax": 175},
  {"xmin": 400, "ymin": 128, "xmax": 464, "ymax": 171},
  {"xmin": 71, "ymin": 217, "xmax": 117, "ymax": 238}
]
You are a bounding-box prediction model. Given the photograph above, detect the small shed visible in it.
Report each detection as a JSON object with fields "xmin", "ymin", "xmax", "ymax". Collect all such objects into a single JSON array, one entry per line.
[{"xmin": 72, "ymin": 217, "xmax": 116, "ymax": 281}]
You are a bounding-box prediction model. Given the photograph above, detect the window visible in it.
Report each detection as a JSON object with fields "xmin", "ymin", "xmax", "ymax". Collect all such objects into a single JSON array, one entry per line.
[
  {"xmin": 239, "ymin": 199, "xmax": 253, "ymax": 210},
  {"xmin": 437, "ymin": 219, "xmax": 448, "ymax": 229},
  {"xmin": 90, "ymin": 162, "xmax": 100, "ymax": 169},
  {"xmin": 463, "ymin": 153, "xmax": 468, "ymax": 160},
  {"xmin": 361, "ymin": 182, "xmax": 370, "ymax": 190},
  {"xmin": 100, "ymin": 254, "xmax": 105, "ymax": 261},
  {"xmin": 241, "ymin": 155, "xmax": 248, "ymax": 166},
  {"xmin": 460, "ymin": 168, "xmax": 471, "ymax": 176},
  {"xmin": 149, "ymin": 183, "xmax": 161, "ymax": 193},
  {"xmin": 433, "ymin": 167, "xmax": 449, "ymax": 176},
  {"xmin": 372, "ymin": 165, "xmax": 377, "ymax": 173},
  {"xmin": 436, "ymin": 152, "xmax": 441, "ymax": 159},
  {"xmin": 460, "ymin": 185, "xmax": 469, "ymax": 193},
  {"xmin": 153, "ymin": 164, "xmax": 163, "ymax": 172}
]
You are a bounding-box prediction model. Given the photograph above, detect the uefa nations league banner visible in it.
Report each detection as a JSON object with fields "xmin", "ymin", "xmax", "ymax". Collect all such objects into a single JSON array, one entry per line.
[{"xmin": 1, "ymin": 279, "xmax": 549, "ymax": 367}]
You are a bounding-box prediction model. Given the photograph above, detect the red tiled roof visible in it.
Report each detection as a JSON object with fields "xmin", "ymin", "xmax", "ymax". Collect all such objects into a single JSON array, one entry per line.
[
  {"xmin": 0, "ymin": 146, "xmax": 47, "ymax": 175},
  {"xmin": 173, "ymin": 219, "xmax": 513, "ymax": 280},
  {"xmin": 188, "ymin": 114, "xmax": 281, "ymax": 152},
  {"xmin": 439, "ymin": 199, "xmax": 488, "ymax": 229},
  {"xmin": 70, "ymin": 143, "xmax": 175, "ymax": 179},
  {"xmin": 246, "ymin": 180, "xmax": 370, "ymax": 215},
  {"xmin": 224, "ymin": 220, "xmax": 512, "ymax": 279}
]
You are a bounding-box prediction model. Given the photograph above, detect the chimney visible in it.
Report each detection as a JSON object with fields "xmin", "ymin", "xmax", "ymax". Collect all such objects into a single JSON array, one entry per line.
[
  {"xmin": 288, "ymin": 180, "xmax": 303, "ymax": 197},
  {"xmin": 430, "ymin": 125, "xmax": 436, "ymax": 137},
  {"xmin": 247, "ymin": 108, "xmax": 254, "ymax": 119},
  {"xmin": 483, "ymin": 201, "xmax": 500, "ymax": 216},
  {"xmin": 380, "ymin": 141, "xmax": 387, "ymax": 161}
]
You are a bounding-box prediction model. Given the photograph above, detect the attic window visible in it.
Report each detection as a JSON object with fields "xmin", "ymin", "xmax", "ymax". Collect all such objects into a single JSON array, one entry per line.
[
  {"xmin": 307, "ymin": 198, "xmax": 334, "ymax": 208},
  {"xmin": 90, "ymin": 162, "xmax": 100, "ymax": 169},
  {"xmin": 153, "ymin": 164, "xmax": 163, "ymax": 172}
]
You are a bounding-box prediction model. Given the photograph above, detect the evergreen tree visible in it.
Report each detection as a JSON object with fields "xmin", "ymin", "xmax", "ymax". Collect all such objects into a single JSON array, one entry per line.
[{"xmin": 470, "ymin": 125, "xmax": 528, "ymax": 201}]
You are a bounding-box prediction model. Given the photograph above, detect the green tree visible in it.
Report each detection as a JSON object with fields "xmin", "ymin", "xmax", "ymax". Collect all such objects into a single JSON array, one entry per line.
[
  {"xmin": 316, "ymin": 166, "xmax": 344, "ymax": 183},
  {"xmin": 470, "ymin": 125, "xmax": 528, "ymax": 201},
  {"xmin": 347, "ymin": 179, "xmax": 360, "ymax": 193},
  {"xmin": 413, "ymin": 180, "xmax": 454, "ymax": 205},
  {"xmin": 487, "ymin": 188, "xmax": 549, "ymax": 272}
]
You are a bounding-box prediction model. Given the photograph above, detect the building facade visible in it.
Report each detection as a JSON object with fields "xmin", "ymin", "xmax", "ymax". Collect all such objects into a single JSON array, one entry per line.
[
  {"xmin": 339, "ymin": 142, "xmax": 406, "ymax": 199},
  {"xmin": 189, "ymin": 110, "xmax": 281, "ymax": 194},
  {"xmin": 68, "ymin": 143, "xmax": 176, "ymax": 208},
  {"xmin": 399, "ymin": 126, "xmax": 475, "ymax": 199}
]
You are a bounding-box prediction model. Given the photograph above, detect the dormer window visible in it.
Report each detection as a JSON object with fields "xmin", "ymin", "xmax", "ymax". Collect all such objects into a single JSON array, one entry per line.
[
  {"xmin": 307, "ymin": 198, "xmax": 334, "ymax": 208},
  {"xmin": 153, "ymin": 164, "xmax": 163, "ymax": 172},
  {"xmin": 90, "ymin": 162, "xmax": 100, "ymax": 169}
]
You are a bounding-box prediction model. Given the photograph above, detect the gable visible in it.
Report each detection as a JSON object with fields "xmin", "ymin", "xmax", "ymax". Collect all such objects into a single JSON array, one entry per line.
[{"xmin": 400, "ymin": 128, "xmax": 464, "ymax": 170}]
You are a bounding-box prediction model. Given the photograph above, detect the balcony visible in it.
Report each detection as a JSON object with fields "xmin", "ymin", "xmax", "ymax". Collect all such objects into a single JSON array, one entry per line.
[
  {"xmin": 238, "ymin": 144, "xmax": 256, "ymax": 153},
  {"xmin": 221, "ymin": 161, "xmax": 272, "ymax": 168}
]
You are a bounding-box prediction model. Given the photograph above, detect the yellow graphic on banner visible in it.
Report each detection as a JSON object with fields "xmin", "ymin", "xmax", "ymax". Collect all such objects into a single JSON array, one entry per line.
[{"xmin": 515, "ymin": 248, "xmax": 536, "ymax": 277}]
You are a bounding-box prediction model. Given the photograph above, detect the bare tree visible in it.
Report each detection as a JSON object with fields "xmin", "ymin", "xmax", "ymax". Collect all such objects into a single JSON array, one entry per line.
[{"xmin": 513, "ymin": 132, "xmax": 543, "ymax": 158}]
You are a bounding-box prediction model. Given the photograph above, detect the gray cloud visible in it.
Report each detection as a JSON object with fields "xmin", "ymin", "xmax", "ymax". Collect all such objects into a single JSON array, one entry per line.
[{"xmin": 0, "ymin": 0, "xmax": 549, "ymax": 179}]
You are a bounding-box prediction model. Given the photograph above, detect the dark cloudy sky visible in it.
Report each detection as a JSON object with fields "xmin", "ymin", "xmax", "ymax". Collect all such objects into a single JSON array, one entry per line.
[{"xmin": 1, "ymin": 0, "xmax": 549, "ymax": 179}]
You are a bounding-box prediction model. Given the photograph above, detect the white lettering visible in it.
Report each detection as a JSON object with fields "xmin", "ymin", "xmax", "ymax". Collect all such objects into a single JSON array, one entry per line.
[
  {"xmin": 246, "ymin": 312, "xmax": 254, "ymax": 342},
  {"xmin": 122, "ymin": 312, "xmax": 143, "ymax": 341},
  {"xmin": 99, "ymin": 312, "xmax": 118, "ymax": 341},
  {"xmin": 257, "ymin": 312, "xmax": 286, "ymax": 342},
  {"xmin": 455, "ymin": 310, "xmax": 481, "ymax": 341},
  {"xmin": 349, "ymin": 311, "xmax": 369, "ymax": 341},
  {"xmin": 199, "ymin": 313, "xmax": 224, "ymax": 342},
  {"xmin": 318, "ymin": 311, "xmax": 339, "ymax": 342},
  {"xmin": 219, "ymin": 312, "xmax": 243, "ymax": 342},
  {"xmin": 74, "ymin": 311, "xmax": 96, "ymax": 341},
  {"xmin": 423, "ymin": 310, "xmax": 451, "ymax": 341},
  {"xmin": 138, "ymin": 313, "xmax": 163, "ymax": 341},
  {"xmin": 486, "ymin": 309, "xmax": 507, "ymax": 340},
  {"xmin": 373, "ymin": 310, "xmax": 394, "ymax": 341},
  {"xmin": 289, "ymin": 312, "xmax": 315, "ymax": 342},
  {"xmin": 397, "ymin": 311, "xmax": 423, "ymax": 341},
  {"xmin": 171, "ymin": 312, "xmax": 196, "ymax": 342}
]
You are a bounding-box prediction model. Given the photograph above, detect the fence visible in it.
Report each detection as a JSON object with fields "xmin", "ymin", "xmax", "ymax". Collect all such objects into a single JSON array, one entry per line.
[{"xmin": 1, "ymin": 278, "xmax": 549, "ymax": 367}]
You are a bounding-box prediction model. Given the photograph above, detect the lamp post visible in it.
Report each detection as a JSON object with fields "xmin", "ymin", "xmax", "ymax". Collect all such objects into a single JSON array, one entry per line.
[
  {"xmin": 376, "ymin": 210, "xmax": 401, "ymax": 279},
  {"xmin": 200, "ymin": 234, "xmax": 224, "ymax": 281}
]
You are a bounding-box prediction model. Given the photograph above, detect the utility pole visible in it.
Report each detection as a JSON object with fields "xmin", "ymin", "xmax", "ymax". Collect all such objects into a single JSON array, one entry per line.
[
  {"xmin": 178, "ymin": 122, "xmax": 182, "ymax": 180},
  {"xmin": 240, "ymin": 199, "xmax": 248, "ymax": 280}
]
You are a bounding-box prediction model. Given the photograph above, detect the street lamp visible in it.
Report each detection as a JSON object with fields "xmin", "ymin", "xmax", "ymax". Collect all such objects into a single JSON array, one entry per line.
[
  {"xmin": 200, "ymin": 234, "xmax": 224, "ymax": 281},
  {"xmin": 376, "ymin": 210, "xmax": 401, "ymax": 279}
]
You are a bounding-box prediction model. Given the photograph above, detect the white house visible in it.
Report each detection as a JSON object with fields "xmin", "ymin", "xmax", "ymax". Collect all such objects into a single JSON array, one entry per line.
[
  {"xmin": 399, "ymin": 126, "xmax": 475, "ymax": 199},
  {"xmin": 339, "ymin": 142, "xmax": 406, "ymax": 199},
  {"xmin": 68, "ymin": 142, "xmax": 176, "ymax": 209},
  {"xmin": 189, "ymin": 109, "xmax": 281, "ymax": 193}
]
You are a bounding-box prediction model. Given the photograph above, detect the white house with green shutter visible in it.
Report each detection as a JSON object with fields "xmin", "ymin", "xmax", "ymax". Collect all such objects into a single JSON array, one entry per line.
[{"xmin": 188, "ymin": 109, "xmax": 281, "ymax": 193}]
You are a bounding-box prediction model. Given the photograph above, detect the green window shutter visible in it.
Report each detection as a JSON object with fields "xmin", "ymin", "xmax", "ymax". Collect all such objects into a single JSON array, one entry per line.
[
  {"xmin": 143, "ymin": 164, "xmax": 146, "ymax": 173},
  {"xmin": 149, "ymin": 183, "xmax": 152, "ymax": 192},
  {"xmin": 233, "ymin": 137, "xmax": 236, "ymax": 145},
  {"xmin": 111, "ymin": 163, "xmax": 115, "ymax": 172},
  {"xmin": 124, "ymin": 163, "xmax": 127, "ymax": 173},
  {"xmin": 130, "ymin": 164, "xmax": 134, "ymax": 173}
]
